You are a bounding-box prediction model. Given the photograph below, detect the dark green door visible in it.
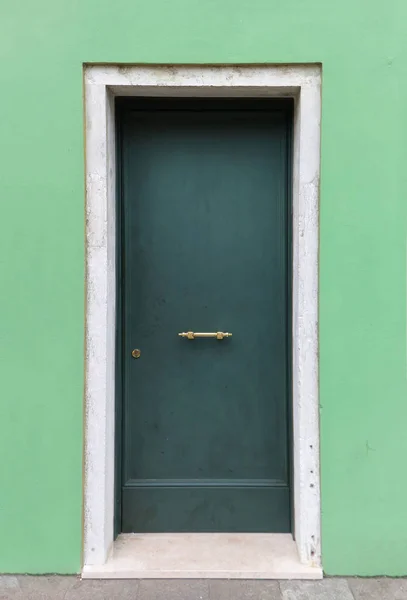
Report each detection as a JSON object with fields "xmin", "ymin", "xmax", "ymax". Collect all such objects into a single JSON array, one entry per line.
[{"xmin": 118, "ymin": 98, "xmax": 292, "ymax": 533}]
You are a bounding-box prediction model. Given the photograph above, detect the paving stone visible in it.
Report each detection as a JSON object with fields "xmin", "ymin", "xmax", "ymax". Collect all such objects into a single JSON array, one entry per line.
[
  {"xmin": 0, "ymin": 577, "xmax": 22, "ymax": 600},
  {"xmin": 5, "ymin": 576, "xmax": 407, "ymax": 600},
  {"xmin": 65, "ymin": 578, "xmax": 139, "ymax": 600},
  {"xmin": 209, "ymin": 579, "xmax": 281, "ymax": 599},
  {"xmin": 280, "ymin": 579, "xmax": 354, "ymax": 600},
  {"xmin": 0, "ymin": 576, "xmax": 76, "ymax": 600},
  {"xmin": 138, "ymin": 579, "xmax": 209, "ymax": 600},
  {"xmin": 348, "ymin": 577, "xmax": 407, "ymax": 600}
]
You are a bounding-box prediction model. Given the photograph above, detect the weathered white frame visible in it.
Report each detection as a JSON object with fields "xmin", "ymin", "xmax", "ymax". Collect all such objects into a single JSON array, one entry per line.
[{"xmin": 83, "ymin": 64, "xmax": 321, "ymax": 570}]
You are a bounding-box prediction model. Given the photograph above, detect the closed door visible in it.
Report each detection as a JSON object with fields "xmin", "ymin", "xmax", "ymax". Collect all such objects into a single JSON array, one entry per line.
[{"xmin": 117, "ymin": 98, "xmax": 292, "ymax": 533}]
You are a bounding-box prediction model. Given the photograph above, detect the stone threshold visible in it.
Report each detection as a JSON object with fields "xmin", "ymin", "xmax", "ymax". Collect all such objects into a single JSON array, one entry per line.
[{"xmin": 82, "ymin": 533, "xmax": 322, "ymax": 579}]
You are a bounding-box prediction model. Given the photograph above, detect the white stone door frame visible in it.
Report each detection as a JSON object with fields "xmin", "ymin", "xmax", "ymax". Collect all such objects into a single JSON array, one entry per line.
[{"xmin": 83, "ymin": 64, "xmax": 321, "ymax": 571}]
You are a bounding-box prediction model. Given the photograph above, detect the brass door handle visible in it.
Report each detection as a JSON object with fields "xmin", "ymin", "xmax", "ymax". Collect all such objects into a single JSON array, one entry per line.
[{"xmin": 178, "ymin": 331, "xmax": 232, "ymax": 340}]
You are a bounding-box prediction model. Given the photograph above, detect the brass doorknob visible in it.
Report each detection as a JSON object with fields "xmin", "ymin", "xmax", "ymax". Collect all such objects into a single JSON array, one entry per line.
[{"xmin": 131, "ymin": 349, "xmax": 141, "ymax": 359}]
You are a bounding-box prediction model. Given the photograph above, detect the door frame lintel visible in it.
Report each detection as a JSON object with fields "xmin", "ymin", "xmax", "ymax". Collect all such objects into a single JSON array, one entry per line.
[{"xmin": 83, "ymin": 64, "xmax": 322, "ymax": 570}]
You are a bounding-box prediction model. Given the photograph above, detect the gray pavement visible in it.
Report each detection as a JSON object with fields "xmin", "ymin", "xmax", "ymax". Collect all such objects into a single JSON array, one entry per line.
[{"xmin": 1, "ymin": 576, "xmax": 407, "ymax": 600}]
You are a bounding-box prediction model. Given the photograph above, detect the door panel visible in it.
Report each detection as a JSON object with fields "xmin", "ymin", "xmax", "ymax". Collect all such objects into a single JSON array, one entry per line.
[{"xmin": 119, "ymin": 99, "xmax": 292, "ymax": 533}]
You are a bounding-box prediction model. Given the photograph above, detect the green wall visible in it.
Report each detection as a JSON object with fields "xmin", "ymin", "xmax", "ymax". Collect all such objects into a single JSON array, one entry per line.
[{"xmin": 1, "ymin": 0, "xmax": 406, "ymax": 575}]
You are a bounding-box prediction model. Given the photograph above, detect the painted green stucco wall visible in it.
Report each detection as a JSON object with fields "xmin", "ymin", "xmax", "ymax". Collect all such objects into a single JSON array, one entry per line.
[{"xmin": 1, "ymin": 0, "xmax": 406, "ymax": 576}]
